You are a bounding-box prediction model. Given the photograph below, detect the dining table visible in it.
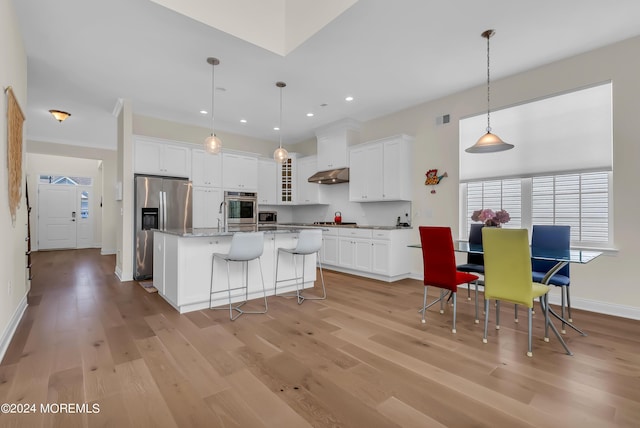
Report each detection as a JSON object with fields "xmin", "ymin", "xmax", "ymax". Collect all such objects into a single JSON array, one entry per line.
[{"xmin": 410, "ymin": 240, "xmax": 603, "ymax": 355}]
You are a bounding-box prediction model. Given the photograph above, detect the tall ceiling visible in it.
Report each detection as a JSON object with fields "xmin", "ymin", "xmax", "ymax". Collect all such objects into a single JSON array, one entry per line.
[{"xmin": 13, "ymin": 0, "xmax": 640, "ymax": 151}]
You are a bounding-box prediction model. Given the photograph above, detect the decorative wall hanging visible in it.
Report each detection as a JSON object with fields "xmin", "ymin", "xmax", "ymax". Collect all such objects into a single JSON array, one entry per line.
[
  {"xmin": 5, "ymin": 86, "xmax": 25, "ymax": 225},
  {"xmin": 424, "ymin": 169, "xmax": 447, "ymax": 193}
]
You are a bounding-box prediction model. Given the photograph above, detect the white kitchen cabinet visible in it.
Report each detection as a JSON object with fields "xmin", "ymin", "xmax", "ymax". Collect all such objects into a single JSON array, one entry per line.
[
  {"xmin": 321, "ymin": 229, "xmax": 339, "ymax": 265},
  {"xmin": 134, "ymin": 137, "xmax": 191, "ymax": 177},
  {"xmin": 371, "ymin": 239, "xmax": 390, "ymax": 276},
  {"xmin": 381, "ymin": 136, "xmax": 412, "ymax": 201},
  {"xmin": 322, "ymin": 227, "xmax": 412, "ymax": 281},
  {"xmin": 349, "ymin": 143, "xmax": 383, "ymax": 201},
  {"xmin": 153, "ymin": 231, "xmax": 316, "ymax": 313},
  {"xmin": 315, "ymin": 120, "xmax": 360, "ymax": 170},
  {"xmin": 277, "ymin": 154, "xmax": 296, "ymax": 204},
  {"xmin": 192, "ymin": 186, "xmax": 223, "ymax": 229},
  {"xmin": 349, "ymin": 134, "xmax": 413, "ymax": 202},
  {"xmin": 153, "ymin": 232, "xmax": 166, "ymax": 295},
  {"xmin": 296, "ymin": 155, "xmax": 322, "ymax": 204},
  {"xmin": 337, "ymin": 228, "xmax": 373, "ymax": 271},
  {"xmin": 317, "ymin": 134, "xmax": 349, "ymax": 170},
  {"xmin": 257, "ymin": 158, "xmax": 278, "ymax": 205},
  {"xmin": 192, "ymin": 149, "xmax": 222, "ymax": 187},
  {"xmin": 222, "ymin": 153, "xmax": 258, "ymax": 191}
]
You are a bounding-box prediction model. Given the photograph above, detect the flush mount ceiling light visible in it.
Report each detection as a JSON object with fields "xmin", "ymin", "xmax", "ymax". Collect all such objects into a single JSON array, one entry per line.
[
  {"xmin": 49, "ymin": 109, "xmax": 71, "ymax": 122},
  {"xmin": 465, "ymin": 29, "xmax": 514, "ymax": 153},
  {"xmin": 273, "ymin": 81, "xmax": 289, "ymax": 163},
  {"xmin": 204, "ymin": 57, "xmax": 222, "ymax": 154}
]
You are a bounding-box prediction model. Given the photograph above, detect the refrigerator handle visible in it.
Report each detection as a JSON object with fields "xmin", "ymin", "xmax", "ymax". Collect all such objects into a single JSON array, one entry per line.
[
  {"xmin": 158, "ymin": 190, "xmax": 164, "ymax": 230},
  {"xmin": 162, "ymin": 191, "xmax": 168, "ymax": 231}
]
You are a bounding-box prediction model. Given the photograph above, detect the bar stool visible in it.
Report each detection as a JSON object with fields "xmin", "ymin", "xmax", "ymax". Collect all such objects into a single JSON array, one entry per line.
[
  {"xmin": 209, "ymin": 231, "xmax": 268, "ymax": 320},
  {"xmin": 274, "ymin": 229, "xmax": 326, "ymax": 304}
]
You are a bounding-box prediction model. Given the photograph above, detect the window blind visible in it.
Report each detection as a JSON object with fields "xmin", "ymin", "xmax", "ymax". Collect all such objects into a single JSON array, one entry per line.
[{"xmin": 459, "ymin": 82, "xmax": 612, "ymax": 182}]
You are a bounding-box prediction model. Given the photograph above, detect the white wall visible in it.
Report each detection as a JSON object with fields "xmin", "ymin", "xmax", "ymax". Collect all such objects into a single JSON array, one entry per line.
[
  {"xmin": 0, "ymin": 0, "xmax": 29, "ymax": 360},
  {"xmin": 26, "ymin": 153, "xmax": 102, "ymax": 250},
  {"xmin": 357, "ymin": 35, "xmax": 640, "ymax": 319}
]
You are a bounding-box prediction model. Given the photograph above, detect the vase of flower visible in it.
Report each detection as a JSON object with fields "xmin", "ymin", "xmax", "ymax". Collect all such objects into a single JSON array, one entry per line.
[{"xmin": 471, "ymin": 209, "xmax": 510, "ymax": 227}]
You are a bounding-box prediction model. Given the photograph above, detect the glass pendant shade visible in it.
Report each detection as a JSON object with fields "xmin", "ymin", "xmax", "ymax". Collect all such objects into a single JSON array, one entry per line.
[
  {"xmin": 204, "ymin": 133, "xmax": 222, "ymax": 154},
  {"xmin": 273, "ymin": 81, "xmax": 289, "ymax": 163},
  {"xmin": 465, "ymin": 131, "xmax": 514, "ymax": 153},
  {"xmin": 273, "ymin": 146, "xmax": 289, "ymax": 163}
]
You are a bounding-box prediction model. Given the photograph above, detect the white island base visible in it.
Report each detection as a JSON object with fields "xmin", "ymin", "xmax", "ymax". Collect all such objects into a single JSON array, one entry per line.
[{"xmin": 153, "ymin": 230, "xmax": 317, "ymax": 314}]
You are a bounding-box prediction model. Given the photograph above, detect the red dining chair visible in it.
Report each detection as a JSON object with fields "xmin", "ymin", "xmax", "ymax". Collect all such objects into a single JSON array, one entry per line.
[{"xmin": 419, "ymin": 226, "xmax": 479, "ymax": 333}]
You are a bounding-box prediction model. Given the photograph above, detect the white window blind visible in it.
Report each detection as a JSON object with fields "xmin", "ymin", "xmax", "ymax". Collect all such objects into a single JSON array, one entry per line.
[
  {"xmin": 532, "ymin": 172, "xmax": 610, "ymax": 244},
  {"xmin": 459, "ymin": 82, "xmax": 612, "ymax": 181},
  {"xmin": 464, "ymin": 179, "xmax": 521, "ymax": 234}
]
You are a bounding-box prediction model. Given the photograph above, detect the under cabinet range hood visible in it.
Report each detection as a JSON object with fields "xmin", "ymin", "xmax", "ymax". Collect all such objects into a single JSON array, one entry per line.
[{"xmin": 308, "ymin": 168, "xmax": 349, "ymax": 184}]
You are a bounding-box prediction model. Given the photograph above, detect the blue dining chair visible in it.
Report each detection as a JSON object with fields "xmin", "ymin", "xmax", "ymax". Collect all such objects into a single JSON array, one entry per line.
[
  {"xmin": 457, "ymin": 223, "xmax": 484, "ymax": 308},
  {"xmin": 531, "ymin": 225, "xmax": 572, "ymax": 331}
]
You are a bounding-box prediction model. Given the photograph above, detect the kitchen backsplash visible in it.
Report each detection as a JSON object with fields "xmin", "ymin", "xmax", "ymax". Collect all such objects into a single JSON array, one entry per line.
[{"xmin": 260, "ymin": 183, "xmax": 412, "ymax": 227}]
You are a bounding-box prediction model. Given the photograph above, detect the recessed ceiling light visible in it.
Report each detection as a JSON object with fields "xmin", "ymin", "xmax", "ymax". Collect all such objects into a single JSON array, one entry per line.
[
  {"xmin": 345, "ymin": 96, "xmax": 354, "ymax": 102},
  {"xmin": 240, "ymin": 119, "xmax": 247, "ymax": 123},
  {"xmin": 200, "ymin": 110, "xmax": 208, "ymax": 115},
  {"xmin": 273, "ymin": 126, "xmax": 280, "ymax": 131},
  {"xmin": 216, "ymin": 87, "xmax": 226, "ymax": 92},
  {"xmin": 320, "ymin": 103, "xmax": 328, "ymax": 107},
  {"xmin": 306, "ymin": 112, "xmax": 314, "ymax": 117}
]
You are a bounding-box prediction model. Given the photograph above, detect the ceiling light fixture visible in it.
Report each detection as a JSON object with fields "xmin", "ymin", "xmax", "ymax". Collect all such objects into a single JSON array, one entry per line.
[
  {"xmin": 49, "ymin": 109, "xmax": 71, "ymax": 122},
  {"xmin": 204, "ymin": 57, "xmax": 222, "ymax": 154},
  {"xmin": 345, "ymin": 96, "xmax": 354, "ymax": 102},
  {"xmin": 306, "ymin": 112, "xmax": 314, "ymax": 117},
  {"xmin": 465, "ymin": 29, "xmax": 513, "ymax": 153},
  {"xmin": 273, "ymin": 81, "xmax": 289, "ymax": 163}
]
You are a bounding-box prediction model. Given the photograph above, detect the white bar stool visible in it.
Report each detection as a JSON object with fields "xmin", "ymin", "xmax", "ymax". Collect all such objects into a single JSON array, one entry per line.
[
  {"xmin": 274, "ymin": 229, "xmax": 326, "ymax": 304},
  {"xmin": 209, "ymin": 231, "xmax": 268, "ymax": 320}
]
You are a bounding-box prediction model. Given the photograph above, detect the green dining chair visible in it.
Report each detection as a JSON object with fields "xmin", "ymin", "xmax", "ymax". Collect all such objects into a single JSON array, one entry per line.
[{"xmin": 481, "ymin": 228, "xmax": 551, "ymax": 357}]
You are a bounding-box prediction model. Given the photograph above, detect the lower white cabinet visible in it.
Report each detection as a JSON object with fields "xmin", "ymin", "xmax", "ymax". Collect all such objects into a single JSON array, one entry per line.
[
  {"xmin": 321, "ymin": 227, "xmax": 412, "ymax": 281},
  {"xmin": 153, "ymin": 231, "xmax": 315, "ymax": 313},
  {"xmin": 321, "ymin": 230, "xmax": 339, "ymax": 265}
]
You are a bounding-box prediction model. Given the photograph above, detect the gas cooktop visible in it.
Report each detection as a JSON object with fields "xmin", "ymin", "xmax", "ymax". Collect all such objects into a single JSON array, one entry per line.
[{"xmin": 312, "ymin": 221, "xmax": 358, "ymax": 227}]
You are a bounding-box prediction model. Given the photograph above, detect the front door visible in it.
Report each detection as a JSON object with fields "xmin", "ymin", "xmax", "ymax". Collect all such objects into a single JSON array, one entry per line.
[{"xmin": 38, "ymin": 184, "xmax": 94, "ymax": 250}]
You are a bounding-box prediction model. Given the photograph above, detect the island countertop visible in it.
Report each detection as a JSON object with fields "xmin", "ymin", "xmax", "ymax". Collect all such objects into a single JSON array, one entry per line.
[{"xmin": 159, "ymin": 225, "xmax": 325, "ymax": 237}]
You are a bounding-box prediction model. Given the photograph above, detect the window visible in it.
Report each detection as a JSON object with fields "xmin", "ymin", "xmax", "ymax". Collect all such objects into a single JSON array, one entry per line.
[
  {"xmin": 39, "ymin": 175, "xmax": 93, "ymax": 186},
  {"xmin": 461, "ymin": 171, "xmax": 611, "ymax": 247}
]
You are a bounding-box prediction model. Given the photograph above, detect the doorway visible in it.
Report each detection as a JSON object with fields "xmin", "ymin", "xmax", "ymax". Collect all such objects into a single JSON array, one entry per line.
[{"xmin": 38, "ymin": 176, "xmax": 94, "ymax": 250}]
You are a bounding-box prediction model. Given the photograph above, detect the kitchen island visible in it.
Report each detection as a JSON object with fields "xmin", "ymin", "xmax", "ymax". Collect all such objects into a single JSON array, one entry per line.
[{"xmin": 153, "ymin": 227, "xmax": 319, "ymax": 313}]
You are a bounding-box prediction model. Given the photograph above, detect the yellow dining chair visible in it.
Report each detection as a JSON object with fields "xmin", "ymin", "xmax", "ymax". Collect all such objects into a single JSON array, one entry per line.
[{"xmin": 481, "ymin": 228, "xmax": 551, "ymax": 357}]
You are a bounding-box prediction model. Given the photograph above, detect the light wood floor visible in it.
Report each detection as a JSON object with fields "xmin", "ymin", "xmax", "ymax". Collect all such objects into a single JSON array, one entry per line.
[{"xmin": 1, "ymin": 249, "xmax": 639, "ymax": 427}]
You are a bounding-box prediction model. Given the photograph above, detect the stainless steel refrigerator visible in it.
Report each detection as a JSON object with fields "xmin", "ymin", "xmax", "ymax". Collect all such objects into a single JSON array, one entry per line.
[{"xmin": 134, "ymin": 175, "xmax": 192, "ymax": 280}]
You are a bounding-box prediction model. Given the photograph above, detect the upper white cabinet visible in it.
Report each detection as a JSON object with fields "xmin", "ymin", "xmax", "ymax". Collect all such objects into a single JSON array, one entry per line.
[
  {"xmin": 296, "ymin": 156, "xmax": 322, "ymax": 204},
  {"xmin": 192, "ymin": 149, "xmax": 222, "ymax": 187},
  {"xmin": 277, "ymin": 153, "xmax": 296, "ymax": 204},
  {"xmin": 222, "ymin": 153, "xmax": 258, "ymax": 191},
  {"xmin": 349, "ymin": 134, "xmax": 413, "ymax": 202},
  {"xmin": 134, "ymin": 137, "xmax": 191, "ymax": 178},
  {"xmin": 192, "ymin": 187, "xmax": 223, "ymax": 228},
  {"xmin": 315, "ymin": 119, "xmax": 360, "ymax": 171},
  {"xmin": 257, "ymin": 158, "xmax": 278, "ymax": 205},
  {"xmin": 349, "ymin": 143, "xmax": 383, "ymax": 201}
]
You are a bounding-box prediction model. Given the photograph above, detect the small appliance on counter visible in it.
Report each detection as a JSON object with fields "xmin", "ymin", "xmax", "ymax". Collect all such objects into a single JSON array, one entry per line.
[
  {"xmin": 334, "ymin": 211, "xmax": 342, "ymax": 224},
  {"xmin": 258, "ymin": 211, "xmax": 277, "ymax": 230}
]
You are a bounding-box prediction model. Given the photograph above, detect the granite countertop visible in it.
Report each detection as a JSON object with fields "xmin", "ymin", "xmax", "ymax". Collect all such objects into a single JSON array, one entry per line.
[
  {"xmin": 277, "ymin": 223, "xmax": 413, "ymax": 230},
  {"xmin": 157, "ymin": 225, "xmax": 326, "ymax": 238}
]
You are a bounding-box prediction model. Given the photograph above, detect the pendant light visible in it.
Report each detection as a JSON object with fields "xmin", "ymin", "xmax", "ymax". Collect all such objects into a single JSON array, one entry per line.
[
  {"xmin": 204, "ymin": 57, "xmax": 222, "ymax": 154},
  {"xmin": 465, "ymin": 30, "xmax": 513, "ymax": 153},
  {"xmin": 273, "ymin": 81, "xmax": 289, "ymax": 163}
]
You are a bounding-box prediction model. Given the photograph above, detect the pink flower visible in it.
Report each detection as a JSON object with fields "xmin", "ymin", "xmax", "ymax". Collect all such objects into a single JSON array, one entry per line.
[{"xmin": 471, "ymin": 208, "xmax": 510, "ymax": 226}]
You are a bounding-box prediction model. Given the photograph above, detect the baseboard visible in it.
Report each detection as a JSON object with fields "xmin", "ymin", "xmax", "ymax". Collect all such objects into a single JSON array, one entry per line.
[
  {"xmin": 0, "ymin": 294, "xmax": 28, "ymax": 363},
  {"xmin": 115, "ymin": 265, "xmax": 123, "ymax": 281},
  {"xmin": 408, "ymin": 271, "xmax": 640, "ymax": 321},
  {"xmin": 101, "ymin": 248, "xmax": 116, "ymax": 255}
]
